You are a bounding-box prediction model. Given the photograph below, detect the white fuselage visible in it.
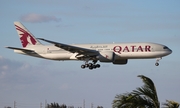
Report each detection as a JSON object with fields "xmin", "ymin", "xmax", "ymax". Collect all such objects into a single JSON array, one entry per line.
[
  {"xmin": 14, "ymin": 42, "xmax": 172, "ymax": 61},
  {"xmin": 7, "ymin": 21, "xmax": 172, "ymax": 69}
]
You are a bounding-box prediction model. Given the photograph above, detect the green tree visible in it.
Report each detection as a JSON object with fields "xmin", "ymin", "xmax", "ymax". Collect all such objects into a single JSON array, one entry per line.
[
  {"xmin": 162, "ymin": 100, "xmax": 179, "ymax": 108},
  {"xmin": 113, "ymin": 75, "xmax": 179, "ymax": 108},
  {"xmin": 113, "ymin": 75, "xmax": 160, "ymax": 108}
]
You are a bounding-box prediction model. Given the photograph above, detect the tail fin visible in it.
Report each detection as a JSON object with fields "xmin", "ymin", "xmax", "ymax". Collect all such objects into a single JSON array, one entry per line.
[{"xmin": 14, "ymin": 22, "xmax": 42, "ymax": 48}]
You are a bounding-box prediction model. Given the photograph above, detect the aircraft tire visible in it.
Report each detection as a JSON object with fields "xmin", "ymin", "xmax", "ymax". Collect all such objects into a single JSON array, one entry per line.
[
  {"xmin": 81, "ymin": 65, "xmax": 86, "ymax": 69},
  {"xmin": 85, "ymin": 64, "xmax": 89, "ymax": 67},
  {"xmin": 89, "ymin": 63, "xmax": 93, "ymax": 67},
  {"xmin": 96, "ymin": 64, "xmax": 100, "ymax": 68},
  {"xmin": 89, "ymin": 66, "xmax": 93, "ymax": 70},
  {"xmin": 155, "ymin": 63, "xmax": 159, "ymax": 66},
  {"xmin": 92, "ymin": 65, "xmax": 96, "ymax": 69}
]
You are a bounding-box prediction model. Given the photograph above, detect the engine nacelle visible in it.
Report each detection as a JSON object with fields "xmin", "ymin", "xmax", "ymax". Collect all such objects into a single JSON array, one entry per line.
[
  {"xmin": 97, "ymin": 51, "xmax": 115, "ymax": 62},
  {"xmin": 97, "ymin": 51, "xmax": 128, "ymax": 65},
  {"xmin": 113, "ymin": 59, "xmax": 128, "ymax": 65}
]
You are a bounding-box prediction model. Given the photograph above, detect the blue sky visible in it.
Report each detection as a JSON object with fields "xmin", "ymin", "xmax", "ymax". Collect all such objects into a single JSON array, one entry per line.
[{"xmin": 0, "ymin": 0, "xmax": 180, "ymax": 108}]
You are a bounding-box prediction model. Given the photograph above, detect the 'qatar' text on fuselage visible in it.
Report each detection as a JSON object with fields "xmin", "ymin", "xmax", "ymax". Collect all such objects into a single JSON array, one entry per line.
[{"xmin": 113, "ymin": 45, "xmax": 151, "ymax": 54}]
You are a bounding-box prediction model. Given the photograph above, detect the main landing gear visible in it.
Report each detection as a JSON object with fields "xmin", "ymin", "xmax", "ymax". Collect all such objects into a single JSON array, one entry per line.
[
  {"xmin": 81, "ymin": 60, "xmax": 100, "ymax": 70},
  {"xmin": 81, "ymin": 63, "xmax": 100, "ymax": 70},
  {"xmin": 155, "ymin": 57, "xmax": 162, "ymax": 66}
]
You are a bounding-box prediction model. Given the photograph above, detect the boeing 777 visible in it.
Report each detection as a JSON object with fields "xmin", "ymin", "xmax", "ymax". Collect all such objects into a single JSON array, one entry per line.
[{"xmin": 6, "ymin": 22, "xmax": 172, "ymax": 70}]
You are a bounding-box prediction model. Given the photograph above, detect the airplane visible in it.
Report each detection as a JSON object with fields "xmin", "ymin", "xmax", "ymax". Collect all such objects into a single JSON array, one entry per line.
[{"xmin": 6, "ymin": 22, "xmax": 172, "ymax": 70}]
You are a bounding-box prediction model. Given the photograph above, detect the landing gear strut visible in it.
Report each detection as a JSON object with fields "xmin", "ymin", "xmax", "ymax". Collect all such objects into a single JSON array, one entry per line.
[{"xmin": 155, "ymin": 57, "xmax": 162, "ymax": 66}]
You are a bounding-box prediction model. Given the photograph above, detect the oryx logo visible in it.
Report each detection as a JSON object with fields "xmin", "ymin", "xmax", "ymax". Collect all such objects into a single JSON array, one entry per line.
[
  {"xmin": 15, "ymin": 25, "xmax": 37, "ymax": 47},
  {"xmin": 105, "ymin": 55, "xmax": 108, "ymax": 59}
]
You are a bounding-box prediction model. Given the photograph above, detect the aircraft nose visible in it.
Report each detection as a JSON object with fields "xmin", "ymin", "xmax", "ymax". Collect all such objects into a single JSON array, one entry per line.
[
  {"xmin": 169, "ymin": 48, "xmax": 172, "ymax": 54},
  {"xmin": 163, "ymin": 46, "xmax": 172, "ymax": 55},
  {"xmin": 166, "ymin": 48, "xmax": 172, "ymax": 55}
]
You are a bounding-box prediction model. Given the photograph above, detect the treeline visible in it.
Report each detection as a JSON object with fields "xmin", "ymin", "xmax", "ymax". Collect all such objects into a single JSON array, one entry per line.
[
  {"xmin": 46, "ymin": 103, "xmax": 67, "ymax": 108},
  {"xmin": 46, "ymin": 102, "xmax": 103, "ymax": 108}
]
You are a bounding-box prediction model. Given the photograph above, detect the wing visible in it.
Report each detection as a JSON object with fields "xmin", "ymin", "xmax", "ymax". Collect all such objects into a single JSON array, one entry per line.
[
  {"xmin": 37, "ymin": 38, "xmax": 99, "ymax": 57},
  {"xmin": 6, "ymin": 46, "xmax": 35, "ymax": 53}
]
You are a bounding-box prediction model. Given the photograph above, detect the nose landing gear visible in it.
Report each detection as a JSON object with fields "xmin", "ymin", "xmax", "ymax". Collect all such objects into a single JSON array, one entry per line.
[{"xmin": 155, "ymin": 57, "xmax": 162, "ymax": 66}]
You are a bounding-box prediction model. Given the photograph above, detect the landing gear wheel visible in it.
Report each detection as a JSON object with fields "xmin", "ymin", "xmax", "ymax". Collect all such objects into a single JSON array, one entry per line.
[
  {"xmin": 155, "ymin": 62, "xmax": 159, "ymax": 66},
  {"xmin": 96, "ymin": 64, "xmax": 100, "ymax": 68},
  {"xmin": 85, "ymin": 64, "xmax": 89, "ymax": 67},
  {"xmin": 81, "ymin": 65, "xmax": 85, "ymax": 69},
  {"xmin": 93, "ymin": 65, "xmax": 97, "ymax": 69},
  {"xmin": 89, "ymin": 66, "xmax": 93, "ymax": 70},
  {"xmin": 89, "ymin": 63, "xmax": 93, "ymax": 67}
]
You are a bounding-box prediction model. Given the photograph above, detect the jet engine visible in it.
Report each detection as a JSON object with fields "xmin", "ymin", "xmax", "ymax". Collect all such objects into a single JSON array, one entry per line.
[{"xmin": 97, "ymin": 51, "xmax": 128, "ymax": 64}]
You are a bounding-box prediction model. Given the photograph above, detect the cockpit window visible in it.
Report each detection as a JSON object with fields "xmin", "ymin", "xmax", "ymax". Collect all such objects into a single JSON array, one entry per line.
[{"xmin": 163, "ymin": 46, "xmax": 169, "ymax": 49}]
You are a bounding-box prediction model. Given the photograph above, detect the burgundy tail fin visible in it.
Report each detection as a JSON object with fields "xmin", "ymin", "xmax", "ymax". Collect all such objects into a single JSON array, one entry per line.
[{"xmin": 14, "ymin": 22, "xmax": 42, "ymax": 48}]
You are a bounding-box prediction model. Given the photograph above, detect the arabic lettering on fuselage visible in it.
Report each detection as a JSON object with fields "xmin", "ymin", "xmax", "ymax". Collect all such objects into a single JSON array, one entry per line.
[{"xmin": 90, "ymin": 45, "xmax": 108, "ymax": 49}]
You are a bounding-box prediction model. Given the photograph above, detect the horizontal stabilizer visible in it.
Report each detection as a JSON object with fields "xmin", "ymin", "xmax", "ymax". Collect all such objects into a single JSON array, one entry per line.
[{"xmin": 6, "ymin": 46, "xmax": 34, "ymax": 53}]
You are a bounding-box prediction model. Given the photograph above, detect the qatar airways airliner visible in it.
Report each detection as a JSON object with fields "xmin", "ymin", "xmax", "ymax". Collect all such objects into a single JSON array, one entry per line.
[{"xmin": 6, "ymin": 22, "xmax": 172, "ymax": 70}]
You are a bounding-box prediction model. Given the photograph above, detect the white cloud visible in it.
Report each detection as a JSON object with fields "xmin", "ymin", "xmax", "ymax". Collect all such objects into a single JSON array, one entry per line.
[
  {"xmin": 20, "ymin": 13, "xmax": 61, "ymax": 23},
  {"xmin": 0, "ymin": 57, "xmax": 39, "ymax": 84},
  {"xmin": 19, "ymin": 63, "xmax": 30, "ymax": 71},
  {"xmin": 1, "ymin": 65, "xmax": 8, "ymax": 70}
]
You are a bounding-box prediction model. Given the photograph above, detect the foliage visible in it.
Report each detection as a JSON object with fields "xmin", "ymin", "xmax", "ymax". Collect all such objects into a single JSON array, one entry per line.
[
  {"xmin": 47, "ymin": 102, "xmax": 66, "ymax": 108},
  {"xmin": 113, "ymin": 75, "xmax": 160, "ymax": 108},
  {"xmin": 162, "ymin": 100, "xmax": 179, "ymax": 108},
  {"xmin": 113, "ymin": 75, "xmax": 180, "ymax": 108}
]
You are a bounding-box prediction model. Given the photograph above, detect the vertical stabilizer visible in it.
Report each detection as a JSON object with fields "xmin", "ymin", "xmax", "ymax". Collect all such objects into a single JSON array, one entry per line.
[{"xmin": 14, "ymin": 22, "xmax": 42, "ymax": 48}]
